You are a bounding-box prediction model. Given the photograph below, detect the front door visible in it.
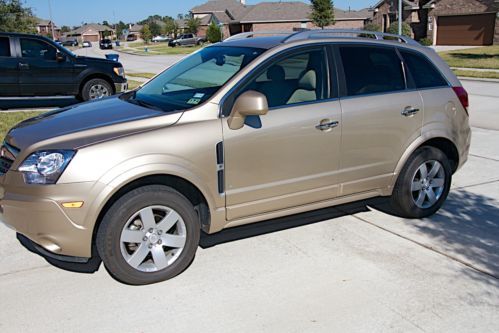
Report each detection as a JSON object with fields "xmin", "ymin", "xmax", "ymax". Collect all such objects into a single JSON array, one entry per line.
[
  {"xmin": 336, "ymin": 45, "xmax": 424, "ymax": 196},
  {"xmin": 223, "ymin": 46, "xmax": 342, "ymax": 221},
  {"xmin": 17, "ymin": 37, "xmax": 75, "ymax": 96},
  {"xmin": 0, "ymin": 36, "xmax": 19, "ymax": 96}
]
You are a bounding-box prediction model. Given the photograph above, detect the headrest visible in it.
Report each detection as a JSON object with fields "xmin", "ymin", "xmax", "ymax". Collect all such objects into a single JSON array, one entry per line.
[
  {"xmin": 267, "ymin": 65, "xmax": 285, "ymax": 81},
  {"xmin": 298, "ymin": 70, "xmax": 316, "ymax": 90}
]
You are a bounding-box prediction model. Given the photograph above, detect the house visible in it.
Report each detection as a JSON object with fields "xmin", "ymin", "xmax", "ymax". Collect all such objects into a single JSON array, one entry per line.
[
  {"xmin": 36, "ymin": 18, "xmax": 60, "ymax": 39},
  {"xmin": 127, "ymin": 24, "xmax": 143, "ymax": 40},
  {"xmin": 65, "ymin": 23, "xmax": 115, "ymax": 42},
  {"xmin": 371, "ymin": 0, "xmax": 499, "ymax": 45},
  {"xmin": 190, "ymin": 0, "xmax": 372, "ymax": 39}
]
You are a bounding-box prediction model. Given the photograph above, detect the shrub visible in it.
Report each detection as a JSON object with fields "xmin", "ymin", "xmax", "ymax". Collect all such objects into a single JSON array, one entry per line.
[
  {"xmin": 363, "ymin": 23, "xmax": 381, "ymax": 32},
  {"xmin": 419, "ymin": 38, "xmax": 433, "ymax": 46},
  {"xmin": 387, "ymin": 22, "xmax": 412, "ymax": 37},
  {"xmin": 207, "ymin": 21, "xmax": 222, "ymax": 43}
]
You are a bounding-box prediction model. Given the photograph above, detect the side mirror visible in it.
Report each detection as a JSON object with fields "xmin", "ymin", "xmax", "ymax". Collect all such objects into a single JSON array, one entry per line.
[
  {"xmin": 56, "ymin": 52, "xmax": 66, "ymax": 62},
  {"xmin": 227, "ymin": 90, "xmax": 268, "ymax": 130}
]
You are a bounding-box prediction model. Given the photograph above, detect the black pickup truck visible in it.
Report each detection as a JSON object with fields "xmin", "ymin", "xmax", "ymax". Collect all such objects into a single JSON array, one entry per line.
[{"xmin": 0, "ymin": 32, "xmax": 127, "ymax": 101}]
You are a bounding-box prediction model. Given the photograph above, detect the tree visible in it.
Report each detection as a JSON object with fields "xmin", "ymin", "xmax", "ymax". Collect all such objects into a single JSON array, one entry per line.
[
  {"xmin": 186, "ymin": 16, "xmax": 201, "ymax": 34},
  {"xmin": 163, "ymin": 17, "xmax": 178, "ymax": 37},
  {"xmin": 115, "ymin": 21, "xmax": 127, "ymax": 38},
  {"xmin": 141, "ymin": 24, "xmax": 152, "ymax": 43},
  {"xmin": 206, "ymin": 21, "xmax": 222, "ymax": 43},
  {"xmin": 309, "ymin": 0, "xmax": 335, "ymax": 29},
  {"xmin": 0, "ymin": 0, "xmax": 37, "ymax": 33},
  {"xmin": 102, "ymin": 20, "xmax": 110, "ymax": 26},
  {"xmin": 387, "ymin": 22, "xmax": 412, "ymax": 37},
  {"xmin": 149, "ymin": 21, "xmax": 162, "ymax": 36},
  {"xmin": 60, "ymin": 25, "xmax": 71, "ymax": 33}
]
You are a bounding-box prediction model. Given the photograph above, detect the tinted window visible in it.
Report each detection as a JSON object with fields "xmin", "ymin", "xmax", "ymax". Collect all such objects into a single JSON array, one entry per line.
[
  {"xmin": 0, "ymin": 37, "xmax": 11, "ymax": 57},
  {"xmin": 20, "ymin": 38, "xmax": 57, "ymax": 60},
  {"xmin": 241, "ymin": 48, "xmax": 327, "ymax": 108},
  {"xmin": 340, "ymin": 46, "xmax": 405, "ymax": 96},
  {"xmin": 401, "ymin": 50, "xmax": 448, "ymax": 88}
]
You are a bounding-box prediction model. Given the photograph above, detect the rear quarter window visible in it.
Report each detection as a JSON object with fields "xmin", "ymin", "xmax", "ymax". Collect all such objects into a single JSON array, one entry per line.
[
  {"xmin": 0, "ymin": 37, "xmax": 11, "ymax": 57},
  {"xmin": 400, "ymin": 50, "xmax": 448, "ymax": 89}
]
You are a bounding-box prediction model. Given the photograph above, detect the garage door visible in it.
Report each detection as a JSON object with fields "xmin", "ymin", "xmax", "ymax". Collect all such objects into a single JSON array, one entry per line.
[
  {"xmin": 437, "ymin": 13, "xmax": 496, "ymax": 46},
  {"xmin": 83, "ymin": 34, "xmax": 99, "ymax": 42}
]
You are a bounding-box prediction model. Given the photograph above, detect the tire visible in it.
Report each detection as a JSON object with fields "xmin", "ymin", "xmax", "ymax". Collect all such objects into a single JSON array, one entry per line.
[
  {"xmin": 390, "ymin": 146, "xmax": 452, "ymax": 219},
  {"xmin": 80, "ymin": 78, "xmax": 112, "ymax": 101},
  {"xmin": 96, "ymin": 185, "xmax": 200, "ymax": 285}
]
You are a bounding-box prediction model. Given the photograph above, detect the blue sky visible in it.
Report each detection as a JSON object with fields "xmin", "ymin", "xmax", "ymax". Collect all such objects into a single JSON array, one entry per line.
[{"xmin": 27, "ymin": 0, "xmax": 376, "ymax": 27}]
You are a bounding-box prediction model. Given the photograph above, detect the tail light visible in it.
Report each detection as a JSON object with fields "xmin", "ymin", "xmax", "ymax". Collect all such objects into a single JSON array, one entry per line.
[{"xmin": 452, "ymin": 86, "xmax": 469, "ymax": 112}]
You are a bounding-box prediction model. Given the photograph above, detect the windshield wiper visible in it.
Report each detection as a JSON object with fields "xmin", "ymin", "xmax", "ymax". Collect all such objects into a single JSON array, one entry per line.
[{"xmin": 127, "ymin": 97, "xmax": 164, "ymax": 111}]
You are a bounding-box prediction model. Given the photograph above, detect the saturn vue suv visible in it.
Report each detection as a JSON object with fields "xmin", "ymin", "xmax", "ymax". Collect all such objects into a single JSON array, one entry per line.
[{"xmin": 0, "ymin": 30, "xmax": 471, "ymax": 285}]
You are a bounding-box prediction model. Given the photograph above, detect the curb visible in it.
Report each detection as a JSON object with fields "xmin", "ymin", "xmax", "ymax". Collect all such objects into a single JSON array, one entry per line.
[{"xmin": 458, "ymin": 76, "xmax": 499, "ymax": 83}]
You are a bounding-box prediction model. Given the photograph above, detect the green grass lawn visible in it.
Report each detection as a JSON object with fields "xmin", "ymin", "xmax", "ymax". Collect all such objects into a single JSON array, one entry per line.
[
  {"xmin": 0, "ymin": 111, "xmax": 44, "ymax": 140},
  {"xmin": 117, "ymin": 42, "xmax": 202, "ymax": 56},
  {"xmin": 127, "ymin": 79, "xmax": 143, "ymax": 90},
  {"xmin": 126, "ymin": 72, "xmax": 156, "ymax": 79},
  {"xmin": 439, "ymin": 46, "xmax": 499, "ymax": 70},
  {"xmin": 453, "ymin": 69, "xmax": 499, "ymax": 80}
]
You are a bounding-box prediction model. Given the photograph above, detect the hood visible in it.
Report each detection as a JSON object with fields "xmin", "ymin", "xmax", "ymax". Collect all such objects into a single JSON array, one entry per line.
[
  {"xmin": 75, "ymin": 55, "xmax": 118, "ymax": 65},
  {"xmin": 6, "ymin": 96, "xmax": 182, "ymax": 152}
]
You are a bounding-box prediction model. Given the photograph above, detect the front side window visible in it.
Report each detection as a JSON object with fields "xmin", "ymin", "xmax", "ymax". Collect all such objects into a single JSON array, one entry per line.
[
  {"xmin": 128, "ymin": 46, "xmax": 264, "ymax": 112},
  {"xmin": 400, "ymin": 50, "xmax": 448, "ymax": 89},
  {"xmin": 238, "ymin": 48, "xmax": 328, "ymax": 108},
  {"xmin": 0, "ymin": 37, "xmax": 11, "ymax": 57},
  {"xmin": 20, "ymin": 38, "xmax": 57, "ymax": 60},
  {"xmin": 340, "ymin": 46, "xmax": 405, "ymax": 96}
]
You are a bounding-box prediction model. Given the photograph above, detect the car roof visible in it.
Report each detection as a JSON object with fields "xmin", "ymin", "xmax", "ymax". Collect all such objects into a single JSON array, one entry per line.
[{"xmin": 219, "ymin": 36, "xmax": 287, "ymax": 50}]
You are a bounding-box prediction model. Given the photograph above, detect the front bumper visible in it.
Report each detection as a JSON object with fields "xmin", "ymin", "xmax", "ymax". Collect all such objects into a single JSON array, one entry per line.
[
  {"xmin": 0, "ymin": 172, "xmax": 105, "ymax": 258},
  {"xmin": 115, "ymin": 81, "xmax": 128, "ymax": 93}
]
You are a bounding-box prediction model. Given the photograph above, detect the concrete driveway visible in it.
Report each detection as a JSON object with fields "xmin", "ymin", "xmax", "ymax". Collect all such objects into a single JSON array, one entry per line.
[{"xmin": 1, "ymin": 65, "xmax": 499, "ymax": 331}]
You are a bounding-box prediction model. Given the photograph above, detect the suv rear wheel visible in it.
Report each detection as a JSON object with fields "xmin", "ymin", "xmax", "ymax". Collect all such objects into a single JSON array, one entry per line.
[
  {"xmin": 96, "ymin": 185, "xmax": 200, "ymax": 285},
  {"xmin": 390, "ymin": 146, "xmax": 452, "ymax": 218},
  {"xmin": 80, "ymin": 78, "xmax": 112, "ymax": 101}
]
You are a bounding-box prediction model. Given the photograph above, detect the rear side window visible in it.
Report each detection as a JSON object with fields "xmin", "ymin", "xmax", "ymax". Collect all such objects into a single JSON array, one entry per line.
[
  {"xmin": 400, "ymin": 50, "xmax": 448, "ymax": 88},
  {"xmin": 339, "ymin": 46, "xmax": 405, "ymax": 96},
  {"xmin": 0, "ymin": 37, "xmax": 11, "ymax": 57}
]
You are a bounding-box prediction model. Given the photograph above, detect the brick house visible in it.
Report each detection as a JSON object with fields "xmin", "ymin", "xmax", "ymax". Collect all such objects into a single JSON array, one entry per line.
[
  {"xmin": 65, "ymin": 24, "xmax": 115, "ymax": 43},
  {"xmin": 36, "ymin": 18, "xmax": 60, "ymax": 39},
  {"xmin": 190, "ymin": 0, "xmax": 372, "ymax": 39},
  {"xmin": 371, "ymin": 0, "xmax": 499, "ymax": 45}
]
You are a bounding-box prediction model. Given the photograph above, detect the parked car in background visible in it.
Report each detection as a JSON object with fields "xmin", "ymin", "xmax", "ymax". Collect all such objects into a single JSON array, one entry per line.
[
  {"xmin": 126, "ymin": 35, "xmax": 137, "ymax": 42},
  {"xmin": 82, "ymin": 41, "xmax": 92, "ymax": 48},
  {"xmin": 152, "ymin": 35, "xmax": 171, "ymax": 43},
  {"xmin": 168, "ymin": 33, "xmax": 205, "ymax": 47},
  {"xmin": 0, "ymin": 32, "xmax": 127, "ymax": 101},
  {"xmin": 61, "ymin": 39, "xmax": 78, "ymax": 47},
  {"xmin": 99, "ymin": 39, "xmax": 113, "ymax": 49},
  {"xmin": 0, "ymin": 30, "xmax": 470, "ymax": 285}
]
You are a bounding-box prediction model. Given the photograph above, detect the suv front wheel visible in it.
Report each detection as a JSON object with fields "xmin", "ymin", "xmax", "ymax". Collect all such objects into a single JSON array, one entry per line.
[
  {"xmin": 390, "ymin": 147, "xmax": 452, "ymax": 218},
  {"xmin": 96, "ymin": 185, "xmax": 200, "ymax": 285}
]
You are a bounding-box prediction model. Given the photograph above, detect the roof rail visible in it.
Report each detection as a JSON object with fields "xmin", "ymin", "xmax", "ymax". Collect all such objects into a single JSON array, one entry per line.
[
  {"xmin": 224, "ymin": 31, "xmax": 292, "ymax": 42},
  {"xmin": 283, "ymin": 29, "xmax": 420, "ymax": 45}
]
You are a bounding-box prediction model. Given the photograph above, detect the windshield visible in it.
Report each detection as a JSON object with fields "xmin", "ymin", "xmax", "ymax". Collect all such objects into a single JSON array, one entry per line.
[{"xmin": 128, "ymin": 46, "xmax": 265, "ymax": 112}]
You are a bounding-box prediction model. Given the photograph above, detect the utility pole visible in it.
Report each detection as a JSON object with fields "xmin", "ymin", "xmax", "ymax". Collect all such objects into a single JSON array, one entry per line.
[
  {"xmin": 398, "ymin": 0, "xmax": 402, "ymax": 35},
  {"xmin": 48, "ymin": 0, "xmax": 56, "ymax": 40}
]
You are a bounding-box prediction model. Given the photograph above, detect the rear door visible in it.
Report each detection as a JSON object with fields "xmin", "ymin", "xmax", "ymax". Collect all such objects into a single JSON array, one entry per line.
[
  {"xmin": 17, "ymin": 37, "xmax": 75, "ymax": 96},
  {"xmin": 0, "ymin": 36, "xmax": 19, "ymax": 96},
  {"xmin": 336, "ymin": 44, "xmax": 423, "ymax": 196}
]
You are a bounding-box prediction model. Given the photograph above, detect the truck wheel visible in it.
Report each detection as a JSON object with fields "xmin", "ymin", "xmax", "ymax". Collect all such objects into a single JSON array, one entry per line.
[
  {"xmin": 81, "ymin": 78, "xmax": 112, "ymax": 101},
  {"xmin": 96, "ymin": 185, "xmax": 200, "ymax": 285},
  {"xmin": 390, "ymin": 146, "xmax": 452, "ymax": 218}
]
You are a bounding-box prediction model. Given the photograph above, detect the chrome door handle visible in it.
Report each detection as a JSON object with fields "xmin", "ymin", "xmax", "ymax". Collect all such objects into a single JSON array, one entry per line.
[
  {"xmin": 401, "ymin": 106, "xmax": 420, "ymax": 117},
  {"xmin": 316, "ymin": 120, "xmax": 339, "ymax": 131}
]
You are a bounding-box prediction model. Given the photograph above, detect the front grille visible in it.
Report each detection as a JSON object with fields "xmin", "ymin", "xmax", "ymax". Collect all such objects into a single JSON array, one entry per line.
[{"xmin": 0, "ymin": 141, "xmax": 20, "ymax": 176}]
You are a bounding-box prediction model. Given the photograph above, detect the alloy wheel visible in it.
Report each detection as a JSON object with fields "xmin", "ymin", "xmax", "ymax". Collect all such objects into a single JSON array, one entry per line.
[
  {"xmin": 88, "ymin": 84, "xmax": 110, "ymax": 99},
  {"xmin": 411, "ymin": 160, "xmax": 445, "ymax": 209}
]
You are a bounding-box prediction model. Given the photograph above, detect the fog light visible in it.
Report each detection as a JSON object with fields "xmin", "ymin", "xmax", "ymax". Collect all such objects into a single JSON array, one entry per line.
[{"xmin": 62, "ymin": 201, "xmax": 84, "ymax": 208}]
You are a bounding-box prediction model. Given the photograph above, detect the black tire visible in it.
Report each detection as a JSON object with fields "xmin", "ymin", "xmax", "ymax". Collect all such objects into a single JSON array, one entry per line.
[
  {"xmin": 80, "ymin": 78, "xmax": 113, "ymax": 101},
  {"xmin": 96, "ymin": 185, "xmax": 200, "ymax": 285},
  {"xmin": 390, "ymin": 146, "xmax": 452, "ymax": 218}
]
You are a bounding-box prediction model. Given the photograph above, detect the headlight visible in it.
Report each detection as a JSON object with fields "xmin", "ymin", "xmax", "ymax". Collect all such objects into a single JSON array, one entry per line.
[
  {"xmin": 18, "ymin": 150, "xmax": 75, "ymax": 184},
  {"xmin": 113, "ymin": 67, "xmax": 125, "ymax": 78}
]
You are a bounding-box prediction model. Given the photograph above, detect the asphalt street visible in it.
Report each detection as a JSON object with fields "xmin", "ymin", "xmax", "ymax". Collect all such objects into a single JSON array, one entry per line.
[{"xmin": 1, "ymin": 48, "xmax": 499, "ymax": 332}]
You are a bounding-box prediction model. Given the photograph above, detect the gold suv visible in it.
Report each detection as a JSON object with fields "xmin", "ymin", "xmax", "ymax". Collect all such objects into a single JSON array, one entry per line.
[{"xmin": 0, "ymin": 30, "xmax": 471, "ymax": 284}]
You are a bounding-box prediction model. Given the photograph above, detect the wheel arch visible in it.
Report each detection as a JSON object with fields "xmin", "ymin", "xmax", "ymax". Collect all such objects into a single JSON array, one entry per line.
[
  {"xmin": 91, "ymin": 174, "xmax": 212, "ymax": 251},
  {"xmin": 78, "ymin": 73, "xmax": 115, "ymax": 96}
]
